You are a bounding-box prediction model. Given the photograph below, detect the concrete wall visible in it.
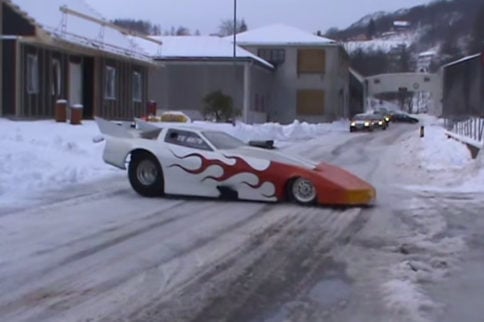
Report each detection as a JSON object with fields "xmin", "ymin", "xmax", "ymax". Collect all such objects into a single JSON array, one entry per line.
[
  {"xmin": 242, "ymin": 45, "xmax": 349, "ymax": 124},
  {"xmin": 366, "ymin": 72, "xmax": 443, "ymax": 115},
  {"xmin": 442, "ymin": 55, "xmax": 482, "ymax": 118},
  {"xmin": 148, "ymin": 61, "xmax": 271, "ymax": 123}
]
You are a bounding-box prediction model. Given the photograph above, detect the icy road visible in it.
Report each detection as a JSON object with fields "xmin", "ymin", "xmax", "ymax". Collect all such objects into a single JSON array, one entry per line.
[{"xmin": 1, "ymin": 123, "xmax": 483, "ymax": 322}]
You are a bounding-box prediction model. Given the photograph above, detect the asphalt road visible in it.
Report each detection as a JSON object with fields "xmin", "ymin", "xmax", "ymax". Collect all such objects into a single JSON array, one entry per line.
[{"xmin": 1, "ymin": 123, "xmax": 479, "ymax": 322}]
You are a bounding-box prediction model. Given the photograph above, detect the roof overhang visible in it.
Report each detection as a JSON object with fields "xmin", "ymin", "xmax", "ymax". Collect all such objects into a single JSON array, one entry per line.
[
  {"xmin": 3, "ymin": 0, "xmax": 153, "ymax": 64},
  {"xmin": 236, "ymin": 41, "xmax": 337, "ymax": 47},
  {"xmin": 153, "ymin": 56, "xmax": 274, "ymax": 71},
  {"xmin": 442, "ymin": 53, "xmax": 481, "ymax": 69}
]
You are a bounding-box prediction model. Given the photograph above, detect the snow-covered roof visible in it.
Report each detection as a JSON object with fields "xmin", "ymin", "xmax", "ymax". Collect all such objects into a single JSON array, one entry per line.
[
  {"xmin": 442, "ymin": 53, "xmax": 481, "ymax": 68},
  {"xmin": 349, "ymin": 67, "xmax": 365, "ymax": 83},
  {"xmin": 132, "ymin": 36, "xmax": 274, "ymax": 68},
  {"xmin": 418, "ymin": 50, "xmax": 436, "ymax": 58},
  {"xmin": 6, "ymin": 0, "xmax": 152, "ymax": 62},
  {"xmin": 229, "ymin": 24, "xmax": 336, "ymax": 46}
]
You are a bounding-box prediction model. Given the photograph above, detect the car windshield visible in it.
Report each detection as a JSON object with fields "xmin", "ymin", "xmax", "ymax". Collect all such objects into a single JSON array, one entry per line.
[
  {"xmin": 353, "ymin": 114, "xmax": 370, "ymax": 121},
  {"xmin": 202, "ymin": 131, "xmax": 246, "ymax": 150}
]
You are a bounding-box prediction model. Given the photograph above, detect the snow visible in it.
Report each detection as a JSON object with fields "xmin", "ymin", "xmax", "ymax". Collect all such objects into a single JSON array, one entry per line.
[
  {"xmin": 0, "ymin": 118, "xmax": 347, "ymax": 210},
  {"xmin": 344, "ymin": 31, "xmax": 416, "ymax": 54},
  {"xmin": 393, "ymin": 20, "xmax": 411, "ymax": 27},
  {"xmin": 390, "ymin": 114, "xmax": 484, "ymax": 193},
  {"xmin": 8, "ymin": 0, "xmax": 150, "ymax": 61},
  {"xmin": 0, "ymin": 119, "xmax": 123, "ymax": 209},
  {"xmin": 132, "ymin": 36, "xmax": 274, "ymax": 68},
  {"xmin": 2, "ymin": 112, "xmax": 484, "ymax": 320},
  {"xmin": 230, "ymin": 24, "xmax": 336, "ymax": 46},
  {"xmin": 2, "ymin": 113, "xmax": 483, "ymax": 210}
]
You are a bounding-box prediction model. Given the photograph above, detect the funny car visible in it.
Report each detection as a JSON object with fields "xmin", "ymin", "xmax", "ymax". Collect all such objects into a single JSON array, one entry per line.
[{"xmin": 95, "ymin": 118, "xmax": 376, "ymax": 206}]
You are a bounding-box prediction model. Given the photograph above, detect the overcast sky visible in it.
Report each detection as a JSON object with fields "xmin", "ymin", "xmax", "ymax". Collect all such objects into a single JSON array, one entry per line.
[{"xmin": 87, "ymin": 0, "xmax": 433, "ymax": 35}]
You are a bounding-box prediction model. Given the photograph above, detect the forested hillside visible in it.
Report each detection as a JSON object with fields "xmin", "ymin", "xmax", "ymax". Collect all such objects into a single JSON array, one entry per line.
[{"xmin": 323, "ymin": 0, "xmax": 484, "ymax": 75}]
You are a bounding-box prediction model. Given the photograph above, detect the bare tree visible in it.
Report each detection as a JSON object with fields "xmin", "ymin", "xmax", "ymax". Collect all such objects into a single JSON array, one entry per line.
[
  {"xmin": 176, "ymin": 26, "xmax": 190, "ymax": 36},
  {"xmin": 217, "ymin": 18, "xmax": 248, "ymax": 36}
]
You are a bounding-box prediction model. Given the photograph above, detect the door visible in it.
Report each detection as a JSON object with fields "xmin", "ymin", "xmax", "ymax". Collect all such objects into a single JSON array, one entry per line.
[
  {"xmin": 161, "ymin": 129, "xmax": 220, "ymax": 197},
  {"xmin": 69, "ymin": 62, "xmax": 82, "ymax": 106}
]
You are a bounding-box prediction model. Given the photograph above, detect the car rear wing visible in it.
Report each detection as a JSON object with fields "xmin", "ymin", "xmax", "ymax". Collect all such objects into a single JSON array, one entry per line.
[{"xmin": 95, "ymin": 117, "xmax": 162, "ymax": 140}]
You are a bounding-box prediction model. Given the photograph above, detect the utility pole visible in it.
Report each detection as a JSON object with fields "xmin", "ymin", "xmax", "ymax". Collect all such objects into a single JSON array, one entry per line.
[
  {"xmin": 233, "ymin": 0, "xmax": 236, "ymax": 59},
  {"xmin": 0, "ymin": 0, "xmax": 3, "ymax": 116}
]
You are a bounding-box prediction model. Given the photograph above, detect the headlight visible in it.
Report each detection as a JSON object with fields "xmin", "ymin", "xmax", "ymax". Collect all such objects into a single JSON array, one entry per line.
[
  {"xmin": 378, "ymin": 121, "xmax": 383, "ymax": 125},
  {"xmin": 385, "ymin": 117, "xmax": 390, "ymax": 122},
  {"xmin": 364, "ymin": 122, "xmax": 370, "ymax": 126},
  {"xmin": 351, "ymin": 122, "xmax": 356, "ymax": 126}
]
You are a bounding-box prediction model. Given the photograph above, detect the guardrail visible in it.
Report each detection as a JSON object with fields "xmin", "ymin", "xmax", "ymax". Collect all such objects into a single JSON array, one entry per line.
[
  {"xmin": 444, "ymin": 117, "xmax": 484, "ymax": 158},
  {"xmin": 444, "ymin": 117, "xmax": 484, "ymax": 146}
]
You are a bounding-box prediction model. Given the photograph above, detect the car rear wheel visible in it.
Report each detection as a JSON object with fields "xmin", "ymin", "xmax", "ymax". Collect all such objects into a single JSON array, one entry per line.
[
  {"xmin": 290, "ymin": 177, "xmax": 317, "ymax": 205},
  {"xmin": 128, "ymin": 152, "xmax": 164, "ymax": 197}
]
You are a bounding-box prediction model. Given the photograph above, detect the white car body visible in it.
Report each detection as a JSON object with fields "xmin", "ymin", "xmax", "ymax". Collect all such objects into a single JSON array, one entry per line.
[{"xmin": 96, "ymin": 118, "xmax": 316, "ymax": 202}]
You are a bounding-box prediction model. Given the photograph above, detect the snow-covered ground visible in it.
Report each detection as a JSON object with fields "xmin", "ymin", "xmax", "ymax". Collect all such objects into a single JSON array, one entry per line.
[
  {"xmin": 0, "ymin": 118, "xmax": 348, "ymax": 209},
  {"xmin": 1, "ymin": 115, "xmax": 483, "ymax": 210},
  {"xmin": 1, "ymin": 115, "xmax": 484, "ymax": 322},
  {"xmin": 391, "ymin": 115, "xmax": 484, "ymax": 192}
]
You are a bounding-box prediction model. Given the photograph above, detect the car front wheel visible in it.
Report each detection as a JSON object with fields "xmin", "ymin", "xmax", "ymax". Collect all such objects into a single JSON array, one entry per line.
[
  {"xmin": 128, "ymin": 152, "xmax": 164, "ymax": 197},
  {"xmin": 290, "ymin": 177, "xmax": 317, "ymax": 205}
]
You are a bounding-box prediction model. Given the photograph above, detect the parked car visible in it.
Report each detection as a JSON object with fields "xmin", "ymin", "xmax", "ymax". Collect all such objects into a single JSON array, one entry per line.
[
  {"xmin": 390, "ymin": 112, "xmax": 419, "ymax": 123},
  {"xmin": 350, "ymin": 114, "xmax": 375, "ymax": 132},
  {"xmin": 95, "ymin": 117, "xmax": 376, "ymax": 207}
]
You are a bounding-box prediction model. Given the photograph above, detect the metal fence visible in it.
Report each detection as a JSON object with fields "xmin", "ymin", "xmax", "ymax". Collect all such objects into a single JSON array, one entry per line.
[
  {"xmin": 444, "ymin": 117, "xmax": 484, "ymax": 144},
  {"xmin": 442, "ymin": 53, "xmax": 483, "ymax": 144}
]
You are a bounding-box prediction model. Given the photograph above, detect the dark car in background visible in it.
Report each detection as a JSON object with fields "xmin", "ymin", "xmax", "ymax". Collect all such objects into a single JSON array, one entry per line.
[
  {"xmin": 350, "ymin": 114, "xmax": 374, "ymax": 132},
  {"xmin": 374, "ymin": 108, "xmax": 392, "ymax": 124},
  {"xmin": 390, "ymin": 112, "xmax": 419, "ymax": 123},
  {"xmin": 369, "ymin": 113, "xmax": 388, "ymax": 130}
]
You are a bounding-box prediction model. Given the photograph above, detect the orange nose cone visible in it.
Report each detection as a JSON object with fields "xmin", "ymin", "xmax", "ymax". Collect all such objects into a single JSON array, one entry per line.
[{"xmin": 314, "ymin": 163, "xmax": 376, "ymax": 206}]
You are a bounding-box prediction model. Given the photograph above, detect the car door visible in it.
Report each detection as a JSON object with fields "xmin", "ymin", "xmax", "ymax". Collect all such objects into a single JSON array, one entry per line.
[{"xmin": 161, "ymin": 129, "xmax": 222, "ymax": 198}]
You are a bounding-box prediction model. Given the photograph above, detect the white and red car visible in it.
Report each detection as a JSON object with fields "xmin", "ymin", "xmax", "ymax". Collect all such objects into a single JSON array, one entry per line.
[{"xmin": 95, "ymin": 118, "xmax": 376, "ymax": 206}]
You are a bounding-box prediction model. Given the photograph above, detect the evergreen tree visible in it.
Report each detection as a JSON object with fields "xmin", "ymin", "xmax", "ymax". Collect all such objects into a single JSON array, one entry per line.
[
  {"xmin": 367, "ymin": 19, "xmax": 376, "ymax": 39},
  {"xmin": 202, "ymin": 91, "xmax": 239, "ymax": 122},
  {"xmin": 176, "ymin": 26, "xmax": 190, "ymax": 36}
]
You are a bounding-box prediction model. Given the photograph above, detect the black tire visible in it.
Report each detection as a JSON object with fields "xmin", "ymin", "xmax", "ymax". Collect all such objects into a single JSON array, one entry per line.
[
  {"xmin": 289, "ymin": 177, "xmax": 317, "ymax": 205},
  {"xmin": 128, "ymin": 151, "xmax": 164, "ymax": 197}
]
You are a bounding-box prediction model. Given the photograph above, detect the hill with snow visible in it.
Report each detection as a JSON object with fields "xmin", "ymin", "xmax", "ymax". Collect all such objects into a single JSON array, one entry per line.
[{"xmin": 324, "ymin": 0, "xmax": 482, "ymax": 75}]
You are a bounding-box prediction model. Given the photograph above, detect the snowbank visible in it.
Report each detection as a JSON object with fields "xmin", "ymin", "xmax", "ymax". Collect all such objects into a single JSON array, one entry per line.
[
  {"xmin": 192, "ymin": 119, "xmax": 349, "ymax": 142},
  {"xmin": 0, "ymin": 119, "xmax": 122, "ymax": 208},
  {"xmin": 391, "ymin": 115, "xmax": 484, "ymax": 192}
]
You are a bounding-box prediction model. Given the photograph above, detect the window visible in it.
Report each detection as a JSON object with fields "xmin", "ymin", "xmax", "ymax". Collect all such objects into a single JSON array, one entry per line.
[
  {"xmin": 104, "ymin": 66, "xmax": 116, "ymax": 100},
  {"xmin": 202, "ymin": 131, "xmax": 245, "ymax": 150},
  {"xmin": 257, "ymin": 48, "xmax": 285, "ymax": 66},
  {"xmin": 51, "ymin": 59, "xmax": 61, "ymax": 97},
  {"xmin": 165, "ymin": 129, "xmax": 212, "ymax": 151},
  {"xmin": 297, "ymin": 49, "xmax": 326, "ymax": 74},
  {"xmin": 26, "ymin": 54, "xmax": 39, "ymax": 94},
  {"xmin": 133, "ymin": 71, "xmax": 142, "ymax": 102},
  {"xmin": 297, "ymin": 90, "xmax": 325, "ymax": 115}
]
